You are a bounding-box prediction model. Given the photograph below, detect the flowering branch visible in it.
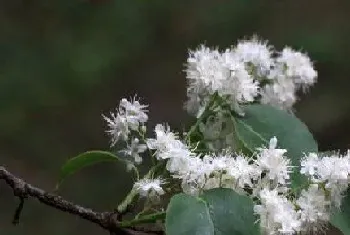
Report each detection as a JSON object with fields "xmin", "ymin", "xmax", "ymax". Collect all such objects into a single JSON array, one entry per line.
[
  {"xmin": 4, "ymin": 36, "xmax": 349, "ymax": 235},
  {"xmin": 0, "ymin": 166, "xmax": 163, "ymax": 235}
]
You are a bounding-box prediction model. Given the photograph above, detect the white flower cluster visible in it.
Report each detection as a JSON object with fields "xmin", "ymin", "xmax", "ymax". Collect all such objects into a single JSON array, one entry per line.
[
  {"xmin": 185, "ymin": 37, "xmax": 317, "ymax": 116},
  {"xmin": 146, "ymin": 125, "xmax": 290, "ymax": 194},
  {"xmin": 146, "ymin": 124, "xmax": 350, "ymax": 234},
  {"xmin": 103, "ymin": 97, "xmax": 350, "ymax": 235},
  {"xmin": 101, "ymin": 37, "xmax": 348, "ymax": 235},
  {"xmin": 254, "ymin": 151, "xmax": 350, "ymax": 235},
  {"xmin": 255, "ymin": 184, "xmax": 331, "ymax": 235},
  {"xmin": 103, "ymin": 97, "xmax": 148, "ymax": 164},
  {"xmin": 147, "ymin": 127, "xmax": 292, "ymax": 196},
  {"xmin": 255, "ymin": 188, "xmax": 302, "ymax": 234},
  {"xmin": 301, "ymin": 152, "xmax": 350, "ymax": 208}
]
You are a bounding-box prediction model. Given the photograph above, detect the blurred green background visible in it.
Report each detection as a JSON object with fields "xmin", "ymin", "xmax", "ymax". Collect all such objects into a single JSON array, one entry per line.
[{"xmin": 1, "ymin": 0, "xmax": 350, "ymax": 234}]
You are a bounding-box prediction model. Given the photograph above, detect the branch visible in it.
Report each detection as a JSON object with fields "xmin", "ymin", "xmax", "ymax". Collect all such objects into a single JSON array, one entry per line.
[{"xmin": 0, "ymin": 166, "xmax": 163, "ymax": 235}]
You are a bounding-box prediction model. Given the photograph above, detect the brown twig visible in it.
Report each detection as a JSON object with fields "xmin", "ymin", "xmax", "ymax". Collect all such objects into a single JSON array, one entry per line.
[{"xmin": 0, "ymin": 166, "xmax": 163, "ymax": 235}]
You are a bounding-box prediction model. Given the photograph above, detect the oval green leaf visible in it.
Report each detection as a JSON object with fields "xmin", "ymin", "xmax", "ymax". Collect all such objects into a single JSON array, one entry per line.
[
  {"xmin": 166, "ymin": 188, "xmax": 260, "ymax": 235},
  {"xmin": 57, "ymin": 150, "xmax": 120, "ymax": 189},
  {"xmin": 233, "ymin": 104, "xmax": 318, "ymax": 188},
  {"xmin": 201, "ymin": 188, "xmax": 260, "ymax": 235},
  {"xmin": 166, "ymin": 193, "xmax": 214, "ymax": 235}
]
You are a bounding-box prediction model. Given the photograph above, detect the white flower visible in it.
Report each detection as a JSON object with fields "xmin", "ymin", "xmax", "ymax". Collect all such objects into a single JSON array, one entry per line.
[
  {"xmin": 122, "ymin": 138, "xmax": 147, "ymax": 164},
  {"xmin": 254, "ymin": 188, "xmax": 301, "ymax": 235},
  {"xmin": 210, "ymin": 154, "xmax": 231, "ymax": 172},
  {"xmin": 296, "ymin": 184, "xmax": 330, "ymax": 226},
  {"xmin": 220, "ymin": 49, "xmax": 259, "ymax": 103},
  {"xmin": 260, "ymin": 47, "xmax": 317, "ymax": 110},
  {"xmin": 103, "ymin": 96, "xmax": 148, "ymax": 146},
  {"xmin": 103, "ymin": 112, "xmax": 129, "ymax": 146},
  {"xmin": 186, "ymin": 45, "xmax": 227, "ymax": 93},
  {"xmin": 146, "ymin": 124, "xmax": 196, "ymax": 190},
  {"xmin": 133, "ymin": 178, "xmax": 165, "ymax": 199},
  {"xmin": 260, "ymin": 69, "xmax": 296, "ymax": 110},
  {"xmin": 235, "ymin": 70, "xmax": 260, "ymax": 102},
  {"xmin": 178, "ymin": 156, "xmax": 211, "ymax": 195},
  {"xmin": 234, "ymin": 37, "xmax": 274, "ymax": 76},
  {"xmin": 327, "ymin": 183, "xmax": 348, "ymax": 209},
  {"xmin": 165, "ymin": 142, "xmax": 197, "ymax": 177},
  {"xmin": 147, "ymin": 124, "xmax": 191, "ymax": 160},
  {"xmin": 317, "ymin": 154, "xmax": 350, "ymax": 207},
  {"xmin": 300, "ymin": 153, "xmax": 319, "ymax": 177},
  {"xmin": 146, "ymin": 124, "xmax": 177, "ymax": 153},
  {"xmin": 317, "ymin": 156, "xmax": 350, "ymax": 184},
  {"xmin": 185, "ymin": 46, "xmax": 259, "ymax": 117},
  {"xmin": 301, "ymin": 152, "xmax": 350, "ymax": 208},
  {"xmin": 227, "ymin": 154, "xmax": 260, "ymax": 189},
  {"xmin": 256, "ymin": 137, "xmax": 292, "ymax": 185},
  {"xmin": 166, "ymin": 156, "xmax": 191, "ymax": 176},
  {"xmin": 277, "ymin": 47, "xmax": 317, "ymax": 87},
  {"xmin": 119, "ymin": 97, "xmax": 148, "ymax": 130}
]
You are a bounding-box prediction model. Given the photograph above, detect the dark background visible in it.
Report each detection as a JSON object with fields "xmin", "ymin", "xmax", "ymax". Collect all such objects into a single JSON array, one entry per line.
[{"xmin": 0, "ymin": 0, "xmax": 349, "ymax": 234}]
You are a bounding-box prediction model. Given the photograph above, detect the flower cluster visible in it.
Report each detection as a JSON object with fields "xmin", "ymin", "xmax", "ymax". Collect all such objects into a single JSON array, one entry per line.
[
  {"xmin": 254, "ymin": 151, "xmax": 350, "ymax": 235},
  {"xmin": 147, "ymin": 126, "xmax": 291, "ymax": 196},
  {"xmin": 144, "ymin": 122, "xmax": 350, "ymax": 234},
  {"xmin": 301, "ymin": 152, "xmax": 350, "ymax": 208},
  {"xmin": 255, "ymin": 185, "xmax": 329, "ymax": 234},
  {"xmin": 185, "ymin": 37, "xmax": 317, "ymax": 116},
  {"xmin": 104, "ymin": 95, "xmax": 350, "ymax": 234},
  {"xmin": 255, "ymin": 188, "xmax": 301, "ymax": 234},
  {"xmin": 103, "ymin": 97, "xmax": 148, "ymax": 164},
  {"xmin": 102, "ymin": 37, "xmax": 350, "ymax": 235}
]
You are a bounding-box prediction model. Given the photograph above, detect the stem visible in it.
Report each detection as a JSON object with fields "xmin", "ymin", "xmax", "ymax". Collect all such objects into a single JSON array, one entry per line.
[
  {"xmin": 185, "ymin": 94, "xmax": 218, "ymax": 144},
  {"xmin": 117, "ymin": 188, "xmax": 139, "ymax": 213},
  {"xmin": 117, "ymin": 162, "xmax": 165, "ymax": 213},
  {"xmin": 130, "ymin": 164, "xmax": 140, "ymax": 181},
  {"xmin": 137, "ymin": 129, "xmax": 156, "ymax": 166},
  {"xmin": 120, "ymin": 212, "xmax": 166, "ymax": 228},
  {"xmin": 219, "ymin": 172, "xmax": 223, "ymax": 188},
  {"xmin": 0, "ymin": 166, "xmax": 162, "ymax": 235},
  {"xmin": 135, "ymin": 205, "xmax": 158, "ymax": 219}
]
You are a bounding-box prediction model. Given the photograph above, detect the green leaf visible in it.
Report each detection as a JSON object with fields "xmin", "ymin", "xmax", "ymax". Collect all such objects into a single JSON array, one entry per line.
[
  {"xmin": 331, "ymin": 189, "xmax": 350, "ymax": 235},
  {"xmin": 165, "ymin": 188, "xmax": 260, "ymax": 235},
  {"xmin": 57, "ymin": 150, "xmax": 120, "ymax": 188},
  {"xmin": 166, "ymin": 193, "xmax": 214, "ymax": 235},
  {"xmin": 233, "ymin": 104, "xmax": 318, "ymax": 188},
  {"xmin": 233, "ymin": 117, "xmax": 268, "ymax": 154},
  {"xmin": 201, "ymin": 188, "xmax": 260, "ymax": 235}
]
